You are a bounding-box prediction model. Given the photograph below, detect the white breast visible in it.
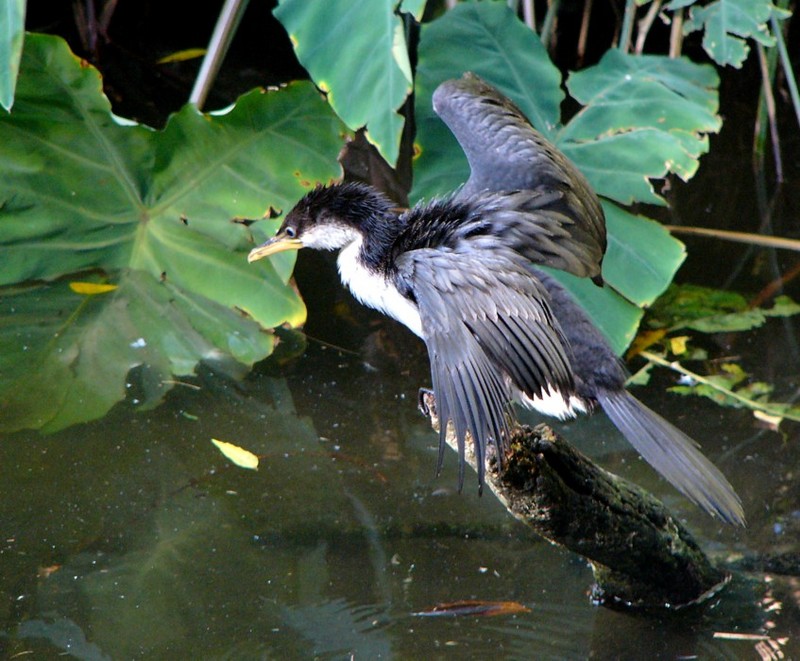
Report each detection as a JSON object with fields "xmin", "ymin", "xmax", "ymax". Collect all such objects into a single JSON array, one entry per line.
[{"xmin": 337, "ymin": 239, "xmax": 424, "ymax": 338}]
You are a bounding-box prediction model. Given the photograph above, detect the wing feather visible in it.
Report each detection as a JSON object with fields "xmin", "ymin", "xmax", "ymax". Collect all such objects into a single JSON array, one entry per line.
[
  {"xmin": 398, "ymin": 246, "xmax": 574, "ymax": 486},
  {"xmin": 432, "ymin": 73, "xmax": 606, "ymax": 280}
]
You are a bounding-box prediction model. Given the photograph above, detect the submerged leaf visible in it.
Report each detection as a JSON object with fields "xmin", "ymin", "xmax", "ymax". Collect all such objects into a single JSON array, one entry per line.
[
  {"xmin": 211, "ymin": 438, "xmax": 260, "ymax": 470},
  {"xmin": 414, "ymin": 600, "xmax": 531, "ymax": 617}
]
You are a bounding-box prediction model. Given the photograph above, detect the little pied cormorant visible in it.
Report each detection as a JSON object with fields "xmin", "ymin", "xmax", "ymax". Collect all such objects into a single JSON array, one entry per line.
[{"xmin": 248, "ymin": 73, "xmax": 744, "ymax": 526}]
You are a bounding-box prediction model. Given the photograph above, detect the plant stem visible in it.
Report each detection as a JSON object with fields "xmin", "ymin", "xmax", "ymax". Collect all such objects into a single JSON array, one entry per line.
[
  {"xmin": 577, "ymin": 0, "xmax": 593, "ymax": 66},
  {"xmin": 635, "ymin": 0, "xmax": 661, "ymax": 54},
  {"xmin": 521, "ymin": 0, "xmax": 535, "ymax": 30},
  {"xmin": 669, "ymin": 8, "xmax": 683, "ymax": 58},
  {"xmin": 664, "ymin": 226, "xmax": 800, "ymax": 252},
  {"xmin": 618, "ymin": 0, "xmax": 636, "ymax": 52},
  {"xmin": 639, "ymin": 351, "xmax": 800, "ymax": 423},
  {"xmin": 540, "ymin": 0, "xmax": 560, "ymax": 50},
  {"xmin": 189, "ymin": 0, "xmax": 250, "ymax": 109},
  {"xmin": 771, "ymin": 12, "xmax": 800, "ymax": 130},
  {"xmin": 756, "ymin": 43, "xmax": 783, "ymax": 182}
]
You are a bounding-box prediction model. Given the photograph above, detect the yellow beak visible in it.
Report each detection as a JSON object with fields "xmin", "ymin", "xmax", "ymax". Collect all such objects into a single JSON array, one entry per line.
[{"xmin": 247, "ymin": 232, "xmax": 304, "ymax": 263}]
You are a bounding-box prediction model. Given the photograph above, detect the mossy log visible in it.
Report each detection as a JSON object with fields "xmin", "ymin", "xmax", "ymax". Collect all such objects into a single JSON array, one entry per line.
[{"xmin": 420, "ymin": 391, "xmax": 729, "ymax": 610}]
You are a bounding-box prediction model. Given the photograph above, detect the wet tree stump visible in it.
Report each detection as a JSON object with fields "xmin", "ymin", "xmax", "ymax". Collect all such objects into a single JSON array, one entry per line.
[{"xmin": 420, "ymin": 391, "xmax": 729, "ymax": 610}]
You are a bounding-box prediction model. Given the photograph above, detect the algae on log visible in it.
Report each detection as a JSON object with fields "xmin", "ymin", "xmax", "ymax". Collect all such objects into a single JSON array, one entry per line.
[{"xmin": 419, "ymin": 391, "xmax": 729, "ymax": 610}]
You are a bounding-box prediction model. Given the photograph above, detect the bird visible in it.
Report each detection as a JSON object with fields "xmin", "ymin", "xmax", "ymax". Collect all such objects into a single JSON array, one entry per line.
[{"xmin": 247, "ymin": 73, "xmax": 744, "ymax": 526}]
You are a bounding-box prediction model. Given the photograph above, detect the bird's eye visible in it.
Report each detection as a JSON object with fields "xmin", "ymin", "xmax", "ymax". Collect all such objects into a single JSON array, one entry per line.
[{"xmin": 285, "ymin": 226, "xmax": 297, "ymax": 238}]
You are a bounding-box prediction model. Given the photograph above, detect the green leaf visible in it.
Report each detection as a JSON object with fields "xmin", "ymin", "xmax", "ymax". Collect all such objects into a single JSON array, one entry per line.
[
  {"xmin": 647, "ymin": 284, "xmax": 800, "ymax": 333},
  {"xmin": 561, "ymin": 50, "xmax": 720, "ymax": 204},
  {"xmin": 665, "ymin": 0, "xmax": 696, "ymax": 9},
  {"xmin": 643, "ymin": 350, "xmax": 800, "ymax": 423},
  {"xmin": 683, "ymin": 0, "xmax": 777, "ymax": 68},
  {"xmin": 411, "ymin": 2, "xmax": 695, "ymax": 354},
  {"xmin": 657, "ymin": 285, "xmax": 754, "ymax": 331},
  {"xmin": 0, "ymin": 34, "xmax": 348, "ymax": 432},
  {"xmin": 649, "ymin": 283, "xmax": 749, "ymax": 325},
  {"xmin": 685, "ymin": 309, "xmax": 767, "ymax": 333},
  {"xmin": 399, "ymin": 0, "xmax": 428, "ymax": 20},
  {"xmin": 544, "ymin": 269, "xmax": 644, "ymax": 355},
  {"xmin": 602, "ymin": 203, "xmax": 686, "ymax": 306},
  {"xmin": 765, "ymin": 295, "xmax": 800, "ymax": 317},
  {"xmin": 0, "ymin": 0, "xmax": 25, "ymax": 110},
  {"xmin": 627, "ymin": 362, "xmax": 654, "ymax": 386},
  {"xmin": 274, "ymin": 0, "xmax": 413, "ymax": 165}
]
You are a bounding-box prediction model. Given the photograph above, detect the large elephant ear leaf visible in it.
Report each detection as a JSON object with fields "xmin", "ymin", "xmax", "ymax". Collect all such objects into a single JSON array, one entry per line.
[
  {"xmin": 559, "ymin": 49, "xmax": 721, "ymax": 206},
  {"xmin": 0, "ymin": 34, "xmax": 348, "ymax": 433},
  {"xmin": 411, "ymin": 2, "xmax": 721, "ymax": 354},
  {"xmin": 274, "ymin": 0, "xmax": 414, "ymax": 166}
]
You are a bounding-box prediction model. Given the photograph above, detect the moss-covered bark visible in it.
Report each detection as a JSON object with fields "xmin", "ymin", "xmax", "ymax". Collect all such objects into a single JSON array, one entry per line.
[{"xmin": 421, "ymin": 391, "xmax": 729, "ymax": 610}]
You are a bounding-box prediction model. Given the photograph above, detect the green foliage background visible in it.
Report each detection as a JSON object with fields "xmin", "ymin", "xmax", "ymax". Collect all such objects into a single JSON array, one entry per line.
[{"xmin": 0, "ymin": 0, "xmax": 790, "ymax": 431}]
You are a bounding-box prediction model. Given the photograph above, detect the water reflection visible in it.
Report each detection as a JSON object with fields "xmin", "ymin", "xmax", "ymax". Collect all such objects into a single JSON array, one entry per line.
[{"xmin": 2, "ymin": 259, "xmax": 800, "ymax": 657}]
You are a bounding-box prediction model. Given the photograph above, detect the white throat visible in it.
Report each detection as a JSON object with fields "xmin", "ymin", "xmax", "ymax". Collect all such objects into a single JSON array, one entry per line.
[{"xmin": 337, "ymin": 236, "xmax": 424, "ymax": 338}]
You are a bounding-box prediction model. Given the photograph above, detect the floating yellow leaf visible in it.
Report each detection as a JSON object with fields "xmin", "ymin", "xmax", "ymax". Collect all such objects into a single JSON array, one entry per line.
[
  {"xmin": 669, "ymin": 335, "xmax": 689, "ymax": 355},
  {"xmin": 157, "ymin": 48, "xmax": 207, "ymax": 64},
  {"xmin": 211, "ymin": 438, "xmax": 259, "ymax": 470},
  {"xmin": 69, "ymin": 282, "xmax": 118, "ymax": 295}
]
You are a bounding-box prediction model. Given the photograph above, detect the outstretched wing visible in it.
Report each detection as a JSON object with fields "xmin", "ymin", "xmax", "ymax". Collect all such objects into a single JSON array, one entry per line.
[
  {"xmin": 397, "ymin": 245, "xmax": 574, "ymax": 487},
  {"xmin": 433, "ymin": 72, "xmax": 606, "ymax": 281}
]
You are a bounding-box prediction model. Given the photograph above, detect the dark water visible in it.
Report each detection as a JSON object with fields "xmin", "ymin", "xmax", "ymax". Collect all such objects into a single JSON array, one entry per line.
[{"xmin": 1, "ymin": 273, "xmax": 800, "ymax": 659}]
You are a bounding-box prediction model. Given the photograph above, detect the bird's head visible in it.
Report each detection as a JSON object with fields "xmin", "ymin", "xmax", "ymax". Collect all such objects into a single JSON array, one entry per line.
[{"xmin": 248, "ymin": 182, "xmax": 395, "ymax": 263}]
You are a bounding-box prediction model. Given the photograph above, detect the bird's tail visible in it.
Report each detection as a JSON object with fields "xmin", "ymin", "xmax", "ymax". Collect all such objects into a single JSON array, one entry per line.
[{"xmin": 596, "ymin": 389, "xmax": 745, "ymax": 526}]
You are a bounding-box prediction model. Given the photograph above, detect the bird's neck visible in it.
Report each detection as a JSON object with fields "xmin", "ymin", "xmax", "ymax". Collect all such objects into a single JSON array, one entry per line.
[
  {"xmin": 337, "ymin": 232, "xmax": 424, "ymax": 337},
  {"xmin": 353, "ymin": 209, "xmax": 404, "ymax": 273}
]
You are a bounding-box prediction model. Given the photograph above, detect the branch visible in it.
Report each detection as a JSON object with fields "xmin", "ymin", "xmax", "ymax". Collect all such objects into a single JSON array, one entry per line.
[{"xmin": 420, "ymin": 391, "xmax": 729, "ymax": 610}]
